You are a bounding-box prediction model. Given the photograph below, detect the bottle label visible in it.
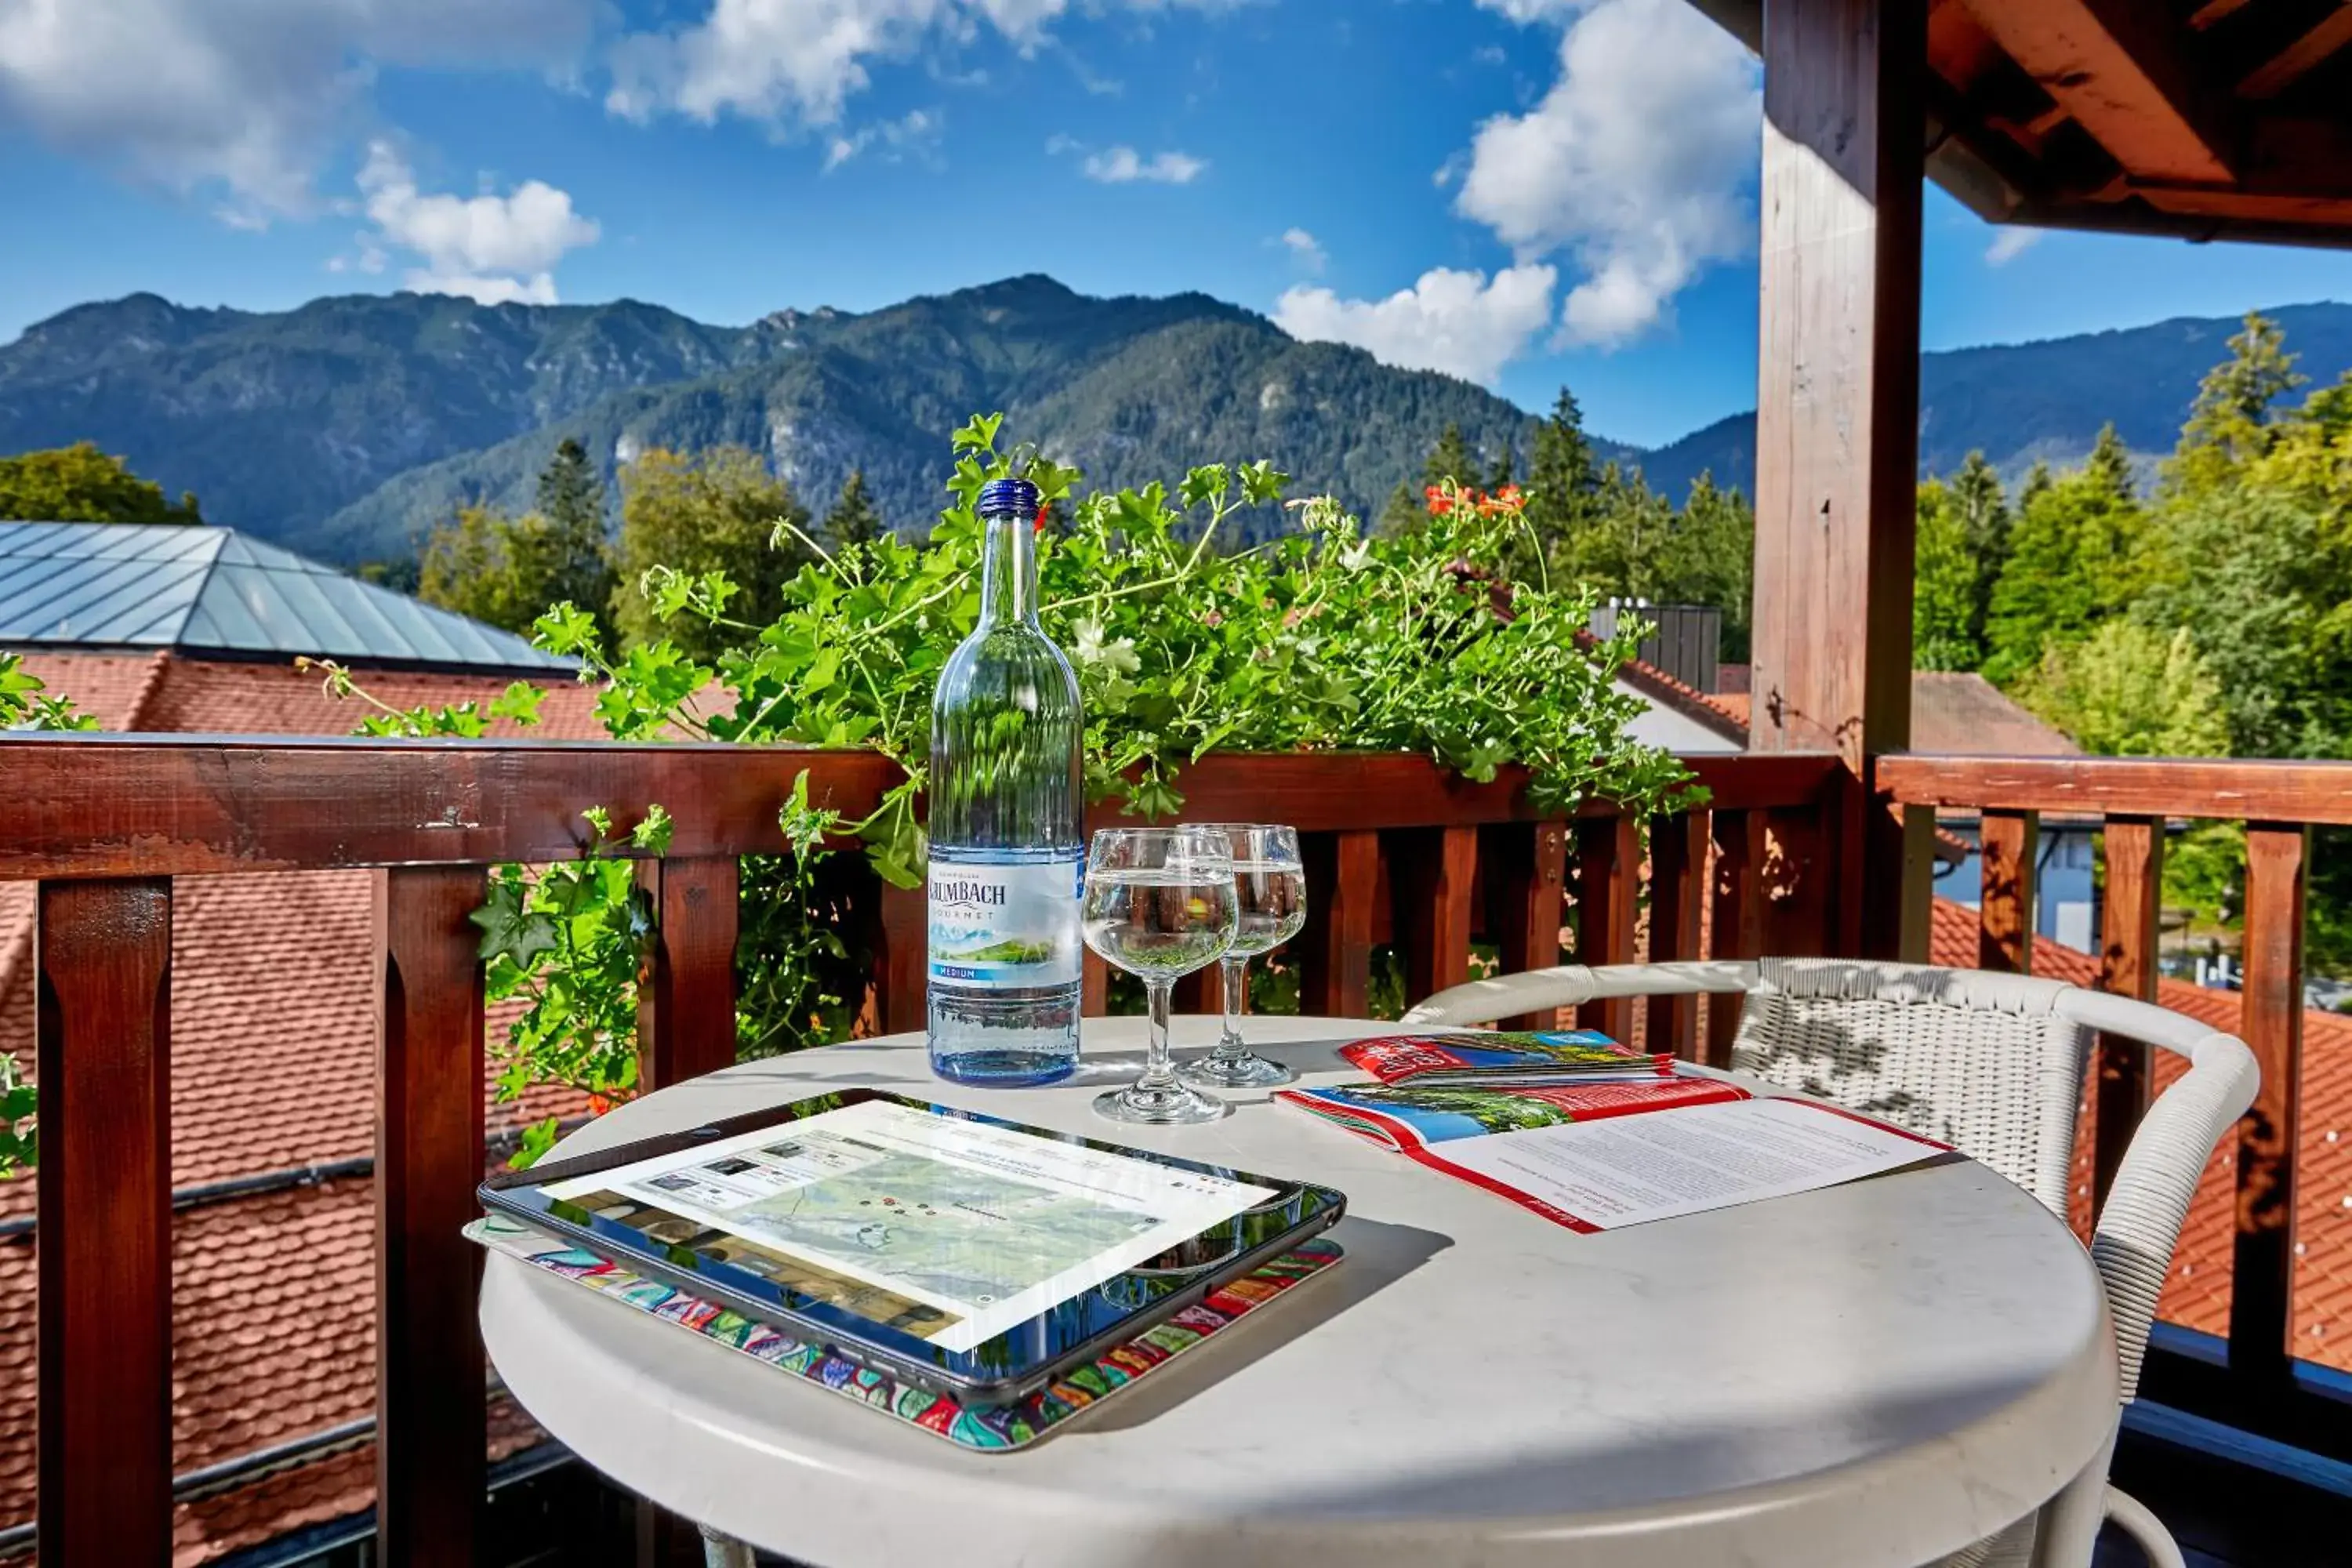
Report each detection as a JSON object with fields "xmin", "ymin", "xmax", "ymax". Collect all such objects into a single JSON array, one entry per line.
[{"xmin": 927, "ymin": 851, "xmax": 1084, "ymax": 991}]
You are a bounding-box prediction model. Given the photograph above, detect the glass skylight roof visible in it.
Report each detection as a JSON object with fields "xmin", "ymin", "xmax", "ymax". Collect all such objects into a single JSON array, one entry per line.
[{"xmin": 0, "ymin": 522, "xmax": 572, "ymax": 673}]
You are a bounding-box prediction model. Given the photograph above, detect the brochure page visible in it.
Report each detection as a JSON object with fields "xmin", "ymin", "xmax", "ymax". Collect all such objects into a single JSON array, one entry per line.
[
  {"xmin": 543, "ymin": 1098, "xmax": 1278, "ymax": 1352},
  {"xmin": 1417, "ymin": 1096, "xmax": 1947, "ymax": 1232},
  {"xmin": 1277, "ymin": 1074, "xmax": 1748, "ymax": 1148}
]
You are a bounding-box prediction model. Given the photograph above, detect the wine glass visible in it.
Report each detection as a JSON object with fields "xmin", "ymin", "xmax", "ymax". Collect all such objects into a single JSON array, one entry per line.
[
  {"xmin": 1081, "ymin": 826, "xmax": 1239, "ymax": 1125},
  {"xmin": 1178, "ymin": 825, "xmax": 1305, "ymax": 1090}
]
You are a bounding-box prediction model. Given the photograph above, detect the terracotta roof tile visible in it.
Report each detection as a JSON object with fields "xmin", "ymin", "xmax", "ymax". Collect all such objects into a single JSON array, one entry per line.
[
  {"xmin": 1929, "ymin": 897, "xmax": 2352, "ymax": 1372},
  {"xmin": 1, "ymin": 654, "xmax": 602, "ymax": 1552}
]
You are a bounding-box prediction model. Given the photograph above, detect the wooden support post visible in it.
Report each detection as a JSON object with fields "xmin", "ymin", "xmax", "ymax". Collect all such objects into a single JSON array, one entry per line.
[
  {"xmin": 1978, "ymin": 809, "xmax": 2039, "ymax": 974},
  {"xmin": 2232, "ymin": 823, "xmax": 2307, "ymax": 1384},
  {"xmin": 1300, "ymin": 830, "xmax": 1378, "ymax": 1018},
  {"xmin": 37, "ymin": 877, "xmax": 174, "ymax": 1568},
  {"xmin": 1390, "ymin": 826, "xmax": 1478, "ymax": 1012},
  {"xmin": 1483, "ymin": 819, "xmax": 1568, "ymax": 1031},
  {"xmin": 2092, "ymin": 817, "xmax": 2164, "ymax": 1210},
  {"xmin": 1646, "ymin": 810, "xmax": 1710, "ymax": 1059},
  {"xmin": 376, "ymin": 866, "xmax": 488, "ymax": 1568},
  {"xmin": 1573, "ymin": 816, "xmax": 1639, "ymax": 1040},
  {"xmin": 1753, "ymin": 0, "xmax": 1924, "ymax": 960},
  {"xmin": 636, "ymin": 856, "xmax": 741, "ymax": 1089},
  {"xmin": 1705, "ymin": 811, "xmax": 1764, "ymax": 1067}
]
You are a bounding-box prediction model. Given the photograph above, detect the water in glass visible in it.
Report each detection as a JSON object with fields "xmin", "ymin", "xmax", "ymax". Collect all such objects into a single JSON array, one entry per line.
[{"xmin": 1082, "ymin": 827, "xmax": 1237, "ymax": 1125}]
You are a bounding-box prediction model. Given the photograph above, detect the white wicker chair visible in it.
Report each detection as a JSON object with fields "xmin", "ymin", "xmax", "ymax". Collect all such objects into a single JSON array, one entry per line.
[{"xmin": 1403, "ymin": 957, "xmax": 2259, "ymax": 1568}]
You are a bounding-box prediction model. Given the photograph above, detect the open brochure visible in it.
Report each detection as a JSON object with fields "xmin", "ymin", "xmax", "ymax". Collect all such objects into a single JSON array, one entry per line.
[
  {"xmin": 1278, "ymin": 1075, "xmax": 1946, "ymax": 1233},
  {"xmin": 1338, "ymin": 1029, "xmax": 1672, "ymax": 1087}
]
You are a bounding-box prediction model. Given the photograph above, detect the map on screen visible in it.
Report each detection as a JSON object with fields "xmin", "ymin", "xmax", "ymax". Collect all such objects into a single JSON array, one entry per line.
[{"xmin": 543, "ymin": 1098, "xmax": 1276, "ymax": 1351}]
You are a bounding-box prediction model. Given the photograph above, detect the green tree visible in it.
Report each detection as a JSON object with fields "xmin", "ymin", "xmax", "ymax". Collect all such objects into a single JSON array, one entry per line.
[
  {"xmin": 611, "ymin": 445, "xmax": 813, "ymax": 660},
  {"xmin": 2020, "ymin": 621, "xmax": 2229, "ymax": 757},
  {"xmin": 1912, "ymin": 477, "xmax": 1980, "ymax": 670},
  {"xmin": 2170, "ymin": 311, "xmax": 2304, "ymax": 495},
  {"xmin": 1913, "ymin": 452, "xmax": 2013, "ymax": 670},
  {"xmin": 1524, "ymin": 388, "xmax": 1600, "ymax": 564},
  {"xmin": 822, "ymin": 469, "xmax": 887, "ymax": 550},
  {"xmin": 419, "ymin": 444, "xmax": 617, "ymax": 637},
  {"xmin": 1982, "ymin": 426, "xmax": 2147, "ymax": 686},
  {"xmin": 532, "ymin": 438, "xmax": 619, "ymax": 616},
  {"xmin": 0, "ymin": 442, "xmax": 200, "ymax": 524},
  {"xmin": 1381, "ymin": 422, "xmax": 1482, "ymax": 535}
]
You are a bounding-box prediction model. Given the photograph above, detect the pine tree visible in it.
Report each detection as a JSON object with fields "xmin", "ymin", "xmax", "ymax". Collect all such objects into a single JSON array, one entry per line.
[
  {"xmin": 530, "ymin": 437, "xmax": 616, "ymax": 623},
  {"xmin": 822, "ymin": 469, "xmax": 887, "ymax": 550},
  {"xmin": 1525, "ymin": 389, "xmax": 1599, "ymax": 561},
  {"xmin": 1379, "ymin": 423, "xmax": 1481, "ymax": 535},
  {"xmin": 2174, "ymin": 311, "xmax": 2303, "ymax": 491},
  {"xmin": 1424, "ymin": 423, "xmax": 1476, "ymax": 491},
  {"xmin": 1982, "ymin": 432, "xmax": 2147, "ymax": 688}
]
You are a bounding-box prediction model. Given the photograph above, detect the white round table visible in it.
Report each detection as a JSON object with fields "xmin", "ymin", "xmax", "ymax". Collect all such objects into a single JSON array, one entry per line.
[{"xmin": 482, "ymin": 1016, "xmax": 2118, "ymax": 1568}]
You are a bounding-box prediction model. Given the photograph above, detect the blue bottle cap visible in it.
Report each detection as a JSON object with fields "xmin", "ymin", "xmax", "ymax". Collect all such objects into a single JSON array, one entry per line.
[{"xmin": 978, "ymin": 477, "xmax": 1041, "ymax": 518}]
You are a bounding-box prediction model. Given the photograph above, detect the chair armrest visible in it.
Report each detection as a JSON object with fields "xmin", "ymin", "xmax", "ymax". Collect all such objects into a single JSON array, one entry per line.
[
  {"xmin": 1401, "ymin": 961, "xmax": 1753, "ymax": 1027},
  {"xmin": 2089, "ymin": 1033, "xmax": 2259, "ymax": 1401}
]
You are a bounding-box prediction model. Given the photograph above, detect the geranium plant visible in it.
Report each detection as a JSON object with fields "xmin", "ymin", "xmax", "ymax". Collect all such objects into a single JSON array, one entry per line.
[{"xmin": 348, "ymin": 416, "xmax": 1687, "ymax": 1161}]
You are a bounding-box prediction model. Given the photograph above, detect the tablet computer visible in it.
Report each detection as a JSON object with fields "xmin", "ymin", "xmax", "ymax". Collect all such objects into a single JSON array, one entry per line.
[{"xmin": 479, "ymin": 1088, "xmax": 1346, "ymax": 1407}]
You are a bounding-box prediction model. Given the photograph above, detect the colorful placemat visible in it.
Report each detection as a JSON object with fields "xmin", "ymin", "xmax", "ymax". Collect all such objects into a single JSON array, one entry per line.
[{"xmin": 470, "ymin": 1215, "xmax": 1342, "ymax": 1450}]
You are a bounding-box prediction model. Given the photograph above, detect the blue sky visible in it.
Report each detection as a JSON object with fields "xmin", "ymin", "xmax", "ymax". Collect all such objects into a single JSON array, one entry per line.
[{"xmin": 3, "ymin": 0, "xmax": 2350, "ymax": 449}]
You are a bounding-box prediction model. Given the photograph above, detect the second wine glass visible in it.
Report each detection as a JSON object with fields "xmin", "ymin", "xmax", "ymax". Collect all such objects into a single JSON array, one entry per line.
[
  {"xmin": 1081, "ymin": 826, "xmax": 1238, "ymax": 1125},
  {"xmin": 1178, "ymin": 825, "xmax": 1305, "ymax": 1089}
]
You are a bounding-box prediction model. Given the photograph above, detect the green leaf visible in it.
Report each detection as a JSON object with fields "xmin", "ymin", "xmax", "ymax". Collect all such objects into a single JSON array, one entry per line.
[
  {"xmin": 489, "ymin": 681, "xmax": 546, "ymax": 727},
  {"xmin": 629, "ymin": 803, "xmax": 675, "ymax": 855},
  {"xmin": 470, "ymin": 880, "xmax": 561, "ymax": 967}
]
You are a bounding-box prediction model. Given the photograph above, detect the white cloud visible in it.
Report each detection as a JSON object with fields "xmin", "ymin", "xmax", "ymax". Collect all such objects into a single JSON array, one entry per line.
[
  {"xmin": 354, "ymin": 142, "xmax": 599, "ymax": 306},
  {"xmin": 1082, "ymin": 145, "xmax": 1206, "ymax": 183},
  {"xmin": 824, "ymin": 107, "xmax": 942, "ymax": 170},
  {"xmin": 1455, "ymin": 0, "xmax": 1758, "ymax": 347},
  {"xmin": 1985, "ymin": 227, "xmax": 2041, "ymax": 266},
  {"xmin": 0, "ymin": 0, "xmax": 593, "ymax": 221},
  {"xmin": 1279, "ymin": 227, "xmax": 1327, "ymax": 273},
  {"xmin": 610, "ymin": 0, "xmax": 1231, "ymax": 130},
  {"xmin": 1272, "ymin": 264, "xmax": 1557, "ymax": 387}
]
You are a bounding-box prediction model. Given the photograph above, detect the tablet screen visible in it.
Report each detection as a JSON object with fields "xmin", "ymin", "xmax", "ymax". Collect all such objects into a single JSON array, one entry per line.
[{"xmin": 538, "ymin": 1097, "xmax": 1281, "ymax": 1352}]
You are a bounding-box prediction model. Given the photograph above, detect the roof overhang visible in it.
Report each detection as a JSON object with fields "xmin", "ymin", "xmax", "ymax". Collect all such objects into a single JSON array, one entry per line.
[{"xmin": 1694, "ymin": 0, "xmax": 2352, "ymax": 251}]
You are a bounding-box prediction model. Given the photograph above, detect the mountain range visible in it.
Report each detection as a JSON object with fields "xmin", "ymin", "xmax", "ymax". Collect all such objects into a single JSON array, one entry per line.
[{"xmin": 3, "ymin": 278, "xmax": 2349, "ymax": 564}]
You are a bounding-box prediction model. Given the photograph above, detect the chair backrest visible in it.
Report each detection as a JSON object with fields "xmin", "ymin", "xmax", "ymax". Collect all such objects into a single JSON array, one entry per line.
[{"xmin": 1730, "ymin": 959, "xmax": 2092, "ymax": 1217}]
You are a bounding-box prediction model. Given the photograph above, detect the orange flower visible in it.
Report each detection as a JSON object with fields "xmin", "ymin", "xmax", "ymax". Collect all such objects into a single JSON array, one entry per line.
[
  {"xmin": 1425, "ymin": 484, "xmax": 1450, "ymax": 516},
  {"xmin": 587, "ymin": 1094, "xmax": 613, "ymax": 1117}
]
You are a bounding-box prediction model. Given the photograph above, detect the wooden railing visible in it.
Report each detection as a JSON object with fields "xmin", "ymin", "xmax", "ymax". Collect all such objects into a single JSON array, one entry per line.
[
  {"xmin": 1880, "ymin": 753, "xmax": 2352, "ymax": 1453},
  {"xmin": 0, "ymin": 735, "xmax": 1841, "ymax": 1566}
]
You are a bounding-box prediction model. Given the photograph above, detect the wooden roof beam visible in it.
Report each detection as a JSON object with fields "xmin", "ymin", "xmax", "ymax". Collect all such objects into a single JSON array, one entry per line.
[
  {"xmin": 2239, "ymin": 5, "xmax": 2352, "ymax": 100},
  {"xmin": 1961, "ymin": 0, "xmax": 2236, "ymax": 183},
  {"xmin": 2188, "ymin": 0, "xmax": 2256, "ymax": 29}
]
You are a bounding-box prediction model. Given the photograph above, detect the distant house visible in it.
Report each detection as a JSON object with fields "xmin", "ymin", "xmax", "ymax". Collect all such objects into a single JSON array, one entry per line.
[
  {"xmin": 1709, "ymin": 671, "xmax": 2095, "ymax": 946},
  {"xmin": 0, "ymin": 522, "xmax": 595, "ymax": 1563}
]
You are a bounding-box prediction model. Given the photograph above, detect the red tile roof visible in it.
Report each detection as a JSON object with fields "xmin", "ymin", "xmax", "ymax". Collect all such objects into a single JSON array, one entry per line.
[
  {"xmin": 1927, "ymin": 898, "xmax": 2352, "ymax": 1370},
  {"xmin": 0, "ymin": 652, "xmax": 608, "ymax": 1559}
]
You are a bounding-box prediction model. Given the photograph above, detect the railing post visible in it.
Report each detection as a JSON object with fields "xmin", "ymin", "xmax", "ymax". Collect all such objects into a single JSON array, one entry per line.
[
  {"xmin": 1978, "ymin": 808, "xmax": 2039, "ymax": 973},
  {"xmin": 869, "ymin": 877, "xmax": 927, "ymax": 1036},
  {"xmin": 2233, "ymin": 822, "xmax": 2307, "ymax": 1385},
  {"xmin": 1705, "ymin": 811, "xmax": 1764, "ymax": 1067},
  {"xmin": 636, "ymin": 856, "xmax": 741, "ymax": 1089},
  {"xmin": 1300, "ymin": 829, "xmax": 1377, "ymax": 1018},
  {"xmin": 1761, "ymin": 805, "xmax": 1831, "ymax": 958},
  {"xmin": 37, "ymin": 877, "xmax": 174, "ymax": 1568},
  {"xmin": 2092, "ymin": 817, "xmax": 2164, "ymax": 1210},
  {"xmin": 376, "ymin": 865, "xmax": 488, "ymax": 1568},
  {"xmin": 1646, "ymin": 810, "xmax": 1710, "ymax": 1059},
  {"xmin": 1573, "ymin": 816, "xmax": 1639, "ymax": 1040},
  {"xmin": 1390, "ymin": 826, "xmax": 1477, "ymax": 1011},
  {"xmin": 1483, "ymin": 820, "xmax": 1567, "ymax": 1030}
]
